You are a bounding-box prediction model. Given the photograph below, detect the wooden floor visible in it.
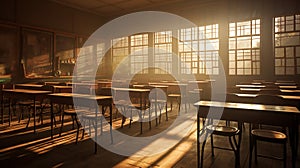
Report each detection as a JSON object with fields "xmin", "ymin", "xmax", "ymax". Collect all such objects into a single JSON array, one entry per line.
[{"xmin": 0, "ymin": 105, "xmax": 299, "ymax": 168}]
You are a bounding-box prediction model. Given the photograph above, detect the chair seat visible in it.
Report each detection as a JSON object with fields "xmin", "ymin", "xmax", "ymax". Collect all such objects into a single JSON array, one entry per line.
[
  {"xmin": 206, "ymin": 125, "xmax": 240, "ymax": 136},
  {"xmin": 251, "ymin": 129, "xmax": 287, "ymax": 142},
  {"xmin": 150, "ymin": 99, "xmax": 167, "ymax": 103},
  {"xmin": 82, "ymin": 114, "xmax": 101, "ymax": 119},
  {"xmin": 129, "ymin": 103, "xmax": 150, "ymax": 110},
  {"xmin": 168, "ymin": 94, "xmax": 181, "ymax": 98},
  {"xmin": 18, "ymin": 100, "xmax": 35, "ymax": 105},
  {"xmin": 64, "ymin": 109, "xmax": 87, "ymax": 115}
]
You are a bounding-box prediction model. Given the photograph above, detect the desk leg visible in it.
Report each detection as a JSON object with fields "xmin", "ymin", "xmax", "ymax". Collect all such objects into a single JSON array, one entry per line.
[
  {"xmin": 1, "ymin": 96, "xmax": 3, "ymax": 124},
  {"xmin": 110, "ymin": 104, "xmax": 113, "ymax": 144},
  {"xmin": 33, "ymin": 97, "xmax": 36, "ymax": 133},
  {"xmin": 8, "ymin": 98, "xmax": 11, "ymax": 126},
  {"xmin": 95, "ymin": 106, "xmax": 98, "ymax": 154},
  {"xmin": 50, "ymin": 101, "xmax": 53, "ymax": 139},
  {"xmin": 197, "ymin": 109, "xmax": 200, "ymax": 168},
  {"xmin": 289, "ymin": 122, "xmax": 299, "ymax": 168}
]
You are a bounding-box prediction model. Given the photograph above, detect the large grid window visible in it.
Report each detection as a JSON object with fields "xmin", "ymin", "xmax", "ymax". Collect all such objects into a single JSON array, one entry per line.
[
  {"xmin": 274, "ymin": 14, "xmax": 300, "ymax": 75},
  {"xmin": 154, "ymin": 31, "xmax": 172, "ymax": 74},
  {"xmin": 130, "ymin": 34, "xmax": 149, "ymax": 74},
  {"xmin": 179, "ymin": 24, "xmax": 219, "ymax": 75},
  {"xmin": 199, "ymin": 24, "xmax": 219, "ymax": 75},
  {"xmin": 229, "ymin": 19, "xmax": 260, "ymax": 75},
  {"xmin": 179, "ymin": 27, "xmax": 199, "ymax": 74},
  {"xmin": 112, "ymin": 37, "xmax": 129, "ymax": 70}
]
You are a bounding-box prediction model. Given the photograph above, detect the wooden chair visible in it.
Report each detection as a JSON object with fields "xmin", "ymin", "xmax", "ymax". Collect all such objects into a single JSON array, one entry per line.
[
  {"xmin": 249, "ymin": 129, "xmax": 287, "ymax": 168},
  {"xmin": 26, "ymin": 85, "xmax": 54, "ymax": 126},
  {"xmin": 167, "ymin": 84, "xmax": 187, "ymax": 115},
  {"xmin": 60, "ymin": 108, "xmax": 87, "ymax": 143},
  {"xmin": 199, "ymin": 120, "xmax": 242, "ymax": 168},
  {"xmin": 248, "ymin": 94, "xmax": 288, "ymax": 168}
]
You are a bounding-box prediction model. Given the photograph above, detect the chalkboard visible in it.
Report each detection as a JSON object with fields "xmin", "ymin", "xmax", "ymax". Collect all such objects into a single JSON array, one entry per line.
[
  {"xmin": 0, "ymin": 25, "xmax": 18, "ymax": 81},
  {"xmin": 22, "ymin": 28, "xmax": 53, "ymax": 77}
]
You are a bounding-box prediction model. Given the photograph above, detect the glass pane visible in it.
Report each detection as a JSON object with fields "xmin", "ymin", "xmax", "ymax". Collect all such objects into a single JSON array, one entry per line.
[
  {"xmin": 286, "ymin": 59, "xmax": 295, "ymax": 66},
  {"xmin": 286, "ymin": 67, "xmax": 294, "ymax": 74},
  {"xmin": 286, "ymin": 47, "xmax": 294, "ymax": 58},
  {"xmin": 275, "ymin": 48, "xmax": 284, "ymax": 58},
  {"xmin": 275, "ymin": 67, "xmax": 284, "ymax": 75},
  {"xmin": 229, "ymin": 69, "xmax": 235, "ymax": 75}
]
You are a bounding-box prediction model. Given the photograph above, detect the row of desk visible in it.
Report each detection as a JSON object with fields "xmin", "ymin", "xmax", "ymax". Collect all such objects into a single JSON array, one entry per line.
[{"xmin": 194, "ymin": 81, "xmax": 300, "ymax": 167}]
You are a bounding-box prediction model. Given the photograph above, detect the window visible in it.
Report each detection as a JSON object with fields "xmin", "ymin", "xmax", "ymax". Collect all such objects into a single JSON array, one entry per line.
[
  {"xmin": 112, "ymin": 37, "xmax": 129, "ymax": 71},
  {"xmin": 199, "ymin": 24, "xmax": 219, "ymax": 75},
  {"xmin": 229, "ymin": 19, "xmax": 260, "ymax": 75},
  {"xmin": 96, "ymin": 42, "xmax": 106, "ymax": 75},
  {"xmin": 154, "ymin": 31, "xmax": 172, "ymax": 74},
  {"xmin": 274, "ymin": 14, "xmax": 300, "ymax": 75},
  {"xmin": 179, "ymin": 24, "xmax": 219, "ymax": 75},
  {"xmin": 179, "ymin": 27, "xmax": 198, "ymax": 74},
  {"xmin": 130, "ymin": 34, "xmax": 149, "ymax": 74}
]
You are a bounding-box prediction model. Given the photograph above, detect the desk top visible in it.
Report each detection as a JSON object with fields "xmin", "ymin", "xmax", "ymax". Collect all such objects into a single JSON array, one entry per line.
[
  {"xmin": 240, "ymin": 88, "xmax": 261, "ymax": 92},
  {"xmin": 234, "ymin": 93, "xmax": 258, "ymax": 98},
  {"xmin": 112, "ymin": 87, "xmax": 150, "ymax": 92},
  {"xmin": 48, "ymin": 93, "xmax": 112, "ymax": 100},
  {"xmin": 2, "ymin": 89, "xmax": 51, "ymax": 94},
  {"xmin": 279, "ymin": 95, "xmax": 300, "ymax": 100},
  {"xmin": 280, "ymin": 89, "xmax": 300, "ymax": 93},
  {"xmin": 52, "ymin": 85, "xmax": 72, "ymax": 89},
  {"xmin": 236, "ymin": 84, "xmax": 266, "ymax": 88},
  {"xmin": 194, "ymin": 101, "xmax": 299, "ymax": 114},
  {"xmin": 15, "ymin": 84, "xmax": 44, "ymax": 88},
  {"xmin": 279, "ymin": 85, "xmax": 298, "ymax": 89}
]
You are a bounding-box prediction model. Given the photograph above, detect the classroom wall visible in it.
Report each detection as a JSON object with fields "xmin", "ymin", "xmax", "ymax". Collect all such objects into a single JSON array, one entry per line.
[
  {"xmin": 0, "ymin": 0, "xmax": 106, "ymax": 35},
  {"xmin": 104, "ymin": 0, "xmax": 300, "ymax": 86}
]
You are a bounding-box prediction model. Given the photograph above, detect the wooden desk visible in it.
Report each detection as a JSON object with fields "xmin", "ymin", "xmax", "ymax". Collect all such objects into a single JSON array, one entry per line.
[
  {"xmin": 15, "ymin": 84, "xmax": 43, "ymax": 90},
  {"xmin": 235, "ymin": 84, "xmax": 266, "ymax": 88},
  {"xmin": 279, "ymin": 85, "xmax": 298, "ymax": 89},
  {"xmin": 240, "ymin": 88, "xmax": 261, "ymax": 92},
  {"xmin": 280, "ymin": 89, "xmax": 300, "ymax": 95},
  {"xmin": 194, "ymin": 101, "xmax": 300, "ymax": 168},
  {"xmin": 97, "ymin": 81, "xmax": 112, "ymax": 88},
  {"xmin": 2, "ymin": 89, "xmax": 51, "ymax": 130},
  {"xmin": 52, "ymin": 85, "xmax": 72, "ymax": 93},
  {"xmin": 133, "ymin": 85, "xmax": 169, "ymax": 124},
  {"xmin": 112, "ymin": 87, "xmax": 151, "ymax": 134},
  {"xmin": 48, "ymin": 93, "xmax": 113, "ymax": 153}
]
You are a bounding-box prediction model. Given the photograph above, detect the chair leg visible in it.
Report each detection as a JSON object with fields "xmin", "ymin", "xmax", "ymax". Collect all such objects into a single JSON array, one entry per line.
[
  {"xmin": 71, "ymin": 115, "xmax": 75, "ymax": 129},
  {"xmin": 148, "ymin": 108, "xmax": 151, "ymax": 130},
  {"xmin": 60, "ymin": 113, "xmax": 65, "ymax": 136},
  {"xmin": 39, "ymin": 108, "xmax": 44, "ymax": 125},
  {"xmin": 129, "ymin": 109, "xmax": 132, "ymax": 128},
  {"xmin": 211, "ymin": 134, "xmax": 215, "ymax": 157},
  {"xmin": 254, "ymin": 138, "xmax": 258, "ymax": 164},
  {"xmin": 75, "ymin": 116, "xmax": 80, "ymax": 144},
  {"xmin": 165, "ymin": 102, "xmax": 168, "ymax": 121},
  {"xmin": 26, "ymin": 107, "xmax": 31, "ymax": 128},
  {"xmin": 18, "ymin": 106, "xmax": 24, "ymax": 123},
  {"xmin": 229, "ymin": 135, "xmax": 240, "ymax": 168},
  {"xmin": 200, "ymin": 131, "xmax": 209, "ymax": 168},
  {"xmin": 283, "ymin": 143, "xmax": 287, "ymax": 168}
]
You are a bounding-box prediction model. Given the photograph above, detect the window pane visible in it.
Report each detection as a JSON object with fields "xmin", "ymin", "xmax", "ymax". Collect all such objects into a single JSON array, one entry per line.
[{"xmin": 229, "ymin": 19, "xmax": 260, "ymax": 75}]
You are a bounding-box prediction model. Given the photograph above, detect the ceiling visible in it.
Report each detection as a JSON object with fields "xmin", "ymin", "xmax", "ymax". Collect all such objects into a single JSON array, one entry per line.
[{"xmin": 50, "ymin": 0, "xmax": 187, "ymax": 19}]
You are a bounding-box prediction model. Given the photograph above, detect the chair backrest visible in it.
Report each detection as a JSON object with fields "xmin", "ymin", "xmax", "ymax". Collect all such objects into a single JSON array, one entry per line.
[
  {"xmin": 254, "ymin": 94, "xmax": 284, "ymax": 106},
  {"xmin": 41, "ymin": 85, "xmax": 54, "ymax": 92},
  {"xmin": 96, "ymin": 87, "xmax": 112, "ymax": 96}
]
